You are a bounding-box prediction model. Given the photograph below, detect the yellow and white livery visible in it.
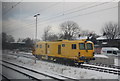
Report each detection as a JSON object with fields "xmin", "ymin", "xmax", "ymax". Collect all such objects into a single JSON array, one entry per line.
[{"xmin": 32, "ymin": 40, "xmax": 95, "ymax": 65}]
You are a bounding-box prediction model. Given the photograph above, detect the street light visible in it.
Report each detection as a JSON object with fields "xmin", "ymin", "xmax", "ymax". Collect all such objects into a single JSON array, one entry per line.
[
  {"xmin": 34, "ymin": 13, "xmax": 40, "ymax": 63},
  {"xmin": 34, "ymin": 14, "xmax": 40, "ymax": 41}
]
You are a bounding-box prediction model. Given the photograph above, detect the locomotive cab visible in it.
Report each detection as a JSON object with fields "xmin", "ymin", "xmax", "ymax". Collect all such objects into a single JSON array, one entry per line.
[{"xmin": 78, "ymin": 41, "xmax": 95, "ymax": 62}]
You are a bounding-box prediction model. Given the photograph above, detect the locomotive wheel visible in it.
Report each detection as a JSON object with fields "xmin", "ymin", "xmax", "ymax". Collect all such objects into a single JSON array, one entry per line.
[{"xmin": 74, "ymin": 62, "xmax": 84, "ymax": 66}]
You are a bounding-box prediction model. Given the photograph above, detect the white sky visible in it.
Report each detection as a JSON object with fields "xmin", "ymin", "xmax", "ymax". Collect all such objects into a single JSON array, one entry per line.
[{"xmin": 2, "ymin": 0, "xmax": 118, "ymax": 41}]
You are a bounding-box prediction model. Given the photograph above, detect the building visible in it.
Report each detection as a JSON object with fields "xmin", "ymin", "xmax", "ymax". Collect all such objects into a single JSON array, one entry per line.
[{"xmin": 95, "ymin": 36, "xmax": 120, "ymax": 54}]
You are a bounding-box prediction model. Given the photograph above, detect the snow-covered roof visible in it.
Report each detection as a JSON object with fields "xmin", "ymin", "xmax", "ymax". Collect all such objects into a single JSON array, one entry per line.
[
  {"xmin": 76, "ymin": 36, "xmax": 87, "ymax": 40},
  {"xmin": 10, "ymin": 42, "xmax": 25, "ymax": 44},
  {"xmin": 97, "ymin": 36, "xmax": 120, "ymax": 40},
  {"xmin": 97, "ymin": 36, "xmax": 107, "ymax": 40},
  {"xmin": 102, "ymin": 42, "xmax": 107, "ymax": 44},
  {"xmin": 101, "ymin": 47, "xmax": 119, "ymax": 51}
]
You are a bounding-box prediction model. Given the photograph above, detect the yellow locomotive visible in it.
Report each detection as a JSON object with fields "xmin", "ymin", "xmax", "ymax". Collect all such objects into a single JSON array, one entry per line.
[{"xmin": 32, "ymin": 40, "xmax": 95, "ymax": 65}]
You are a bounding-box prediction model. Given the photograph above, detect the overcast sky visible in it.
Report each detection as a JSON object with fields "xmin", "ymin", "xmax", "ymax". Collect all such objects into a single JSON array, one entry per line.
[{"xmin": 2, "ymin": 0, "xmax": 118, "ymax": 41}]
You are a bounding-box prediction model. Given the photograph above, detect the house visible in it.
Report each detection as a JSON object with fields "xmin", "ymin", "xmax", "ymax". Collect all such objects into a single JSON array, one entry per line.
[{"xmin": 94, "ymin": 36, "xmax": 120, "ymax": 54}]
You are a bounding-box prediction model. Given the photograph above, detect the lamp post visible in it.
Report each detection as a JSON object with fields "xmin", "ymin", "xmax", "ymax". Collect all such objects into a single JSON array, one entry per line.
[
  {"xmin": 34, "ymin": 13, "xmax": 40, "ymax": 63},
  {"xmin": 34, "ymin": 14, "xmax": 40, "ymax": 41}
]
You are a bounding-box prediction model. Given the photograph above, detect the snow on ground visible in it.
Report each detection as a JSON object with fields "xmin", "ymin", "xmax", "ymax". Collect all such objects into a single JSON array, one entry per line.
[
  {"xmin": 114, "ymin": 58, "xmax": 119, "ymax": 66},
  {"xmin": 94, "ymin": 54, "xmax": 108, "ymax": 58},
  {"xmin": 94, "ymin": 54, "xmax": 119, "ymax": 66},
  {"xmin": 3, "ymin": 53, "xmax": 118, "ymax": 79},
  {"xmin": 9, "ymin": 51, "xmax": 32, "ymax": 55},
  {"xmin": 18, "ymin": 52, "xmax": 32, "ymax": 55}
]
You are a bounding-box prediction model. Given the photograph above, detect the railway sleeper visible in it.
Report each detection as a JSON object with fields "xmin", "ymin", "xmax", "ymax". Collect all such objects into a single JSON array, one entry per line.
[
  {"xmin": 97, "ymin": 69, "xmax": 103, "ymax": 71},
  {"xmin": 91, "ymin": 68, "xmax": 97, "ymax": 70},
  {"xmin": 108, "ymin": 71, "xmax": 114, "ymax": 73},
  {"xmin": 89, "ymin": 68, "xmax": 95, "ymax": 70},
  {"xmin": 113, "ymin": 72, "xmax": 118, "ymax": 75},
  {"xmin": 117, "ymin": 66, "xmax": 120, "ymax": 69},
  {"xmin": 118, "ymin": 72, "xmax": 120, "ymax": 75},
  {"xmin": 103, "ymin": 70, "xmax": 109, "ymax": 73},
  {"xmin": 95, "ymin": 69, "xmax": 99, "ymax": 71},
  {"xmin": 99, "ymin": 69, "xmax": 104, "ymax": 72}
]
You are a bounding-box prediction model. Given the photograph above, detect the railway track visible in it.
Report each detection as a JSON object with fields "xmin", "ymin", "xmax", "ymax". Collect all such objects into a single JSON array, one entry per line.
[
  {"xmin": 7, "ymin": 52, "xmax": 34, "ymax": 59},
  {"xmin": 87, "ymin": 62, "xmax": 120, "ymax": 69},
  {"xmin": 0, "ymin": 73, "xmax": 10, "ymax": 81},
  {"xmin": 81, "ymin": 64, "xmax": 120, "ymax": 75},
  {"xmin": 1, "ymin": 63, "xmax": 42, "ymax": 81},
  {"xmin": 8, "ymin": 52, "xmax": 120, "ymax": 69},
  {"xmin": 4, "ymin": 52, "xmax": 120, "ymax": 75},
  {"xmin": 1, "ymin": 60, "xmax": 79, "ymax": 81}
]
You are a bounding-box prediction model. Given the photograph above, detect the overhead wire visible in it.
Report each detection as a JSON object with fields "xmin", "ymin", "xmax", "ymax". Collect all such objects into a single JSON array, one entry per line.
[
  {"xmin": 4, "ymin": 1, "xmax": 117, "ymax": 33},
  {"xmin": 35, "ymin": 0, "xmax": 117, "ymax": 22},
  {"xmin": 5, "ymin": 1, "xmax": 113, "ymax": 29},
  {"xmin": 4, "ymin": 2, "xmax": 97, "ymax": 32},
  {"xmin": 35, "ymin": 2, "xmax": 97, "ymax": 21},
  {"xmin": 36, "ymin": 6, "xmax": 118, "ymax": 30},
  {"xmin": 4, "ymin": 2, "xmax": 94, "ymax": 27},
  {"xmin": 4, "ymin": 1, "xmax": 113, "ymax": 27},
  {"xmin": 3, "ymin": 2, "xmax": 62, "ymax": 28},
  {"xmin": 7, "ymin": 5, "xmax": 117, "ymax": 40},
  {"xmin": 3, "ymin": 0, "xmax": 23, "ymax": 15},
  {"xmin": 36, "ymin": 1, "xmax": 116, "ymax": 24},
  {"xmin": 20, "ymin": 2, "xmax": 62, "ymax": 21},
  {"xmin": 7, "ymin": 5, "xmax": 118, "ymax": 34}
]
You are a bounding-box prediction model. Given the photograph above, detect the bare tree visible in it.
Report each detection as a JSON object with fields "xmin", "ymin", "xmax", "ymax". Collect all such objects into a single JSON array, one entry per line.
[
  {"xmin": 2, "ymin": 32, "xmax": 15, "ymax": 43},
  {"xmin": 22, "ymin": 37, "xmax": 34, "ymax": 48},
  {"xmin": 17, "ymin": 38, "xmax": 23, "ymax": 42},
  {"xmin": 42, "ymin": 26, "xmax": 51, "ymax": 41},
  {"xmin": 7, "ymin": 35, "xmax": 15, "ymax": 43},
  {"xmin": 60, "ymin": 21, "xmax": 80, "ymax": 40},
  {"xmin": 102, "ymin": 22, "xmax": 120, "ymax": 39},
  {"xmin": 2, "ymin": 32, "xmax": 15, "ymax": 49}
]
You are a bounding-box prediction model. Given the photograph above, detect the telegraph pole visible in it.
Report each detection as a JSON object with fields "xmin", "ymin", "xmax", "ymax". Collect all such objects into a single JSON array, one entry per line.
[{"xmin": 34, "ymin": 14, "xmax": 40, "ymax": 63}]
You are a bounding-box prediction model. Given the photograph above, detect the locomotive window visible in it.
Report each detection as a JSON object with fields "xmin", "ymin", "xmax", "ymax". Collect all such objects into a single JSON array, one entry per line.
[
  {"xmin": 36, "ymin": 45, "xmax": 38, "ymax": 48},
  {"xmin": 62, "ymin": 44, "xmax": 65, "ymax": 47},
  {"xmin": 48, "ymin": 45, "xmax": 50, "ymax": 48},
  {"xmin": 86, "ymin": 43, "xmax": 93, "ymax": 50},
  {"xmin": 40, "ymin": 45, "xmax": 42, "ymax": 48},
  {"xmin": 79, "ymin": 43, "xmax": 85, "ymax": 50},
  {"xmin": 72, "ymin": 44, "xmax": 76, "ymax": 49}
]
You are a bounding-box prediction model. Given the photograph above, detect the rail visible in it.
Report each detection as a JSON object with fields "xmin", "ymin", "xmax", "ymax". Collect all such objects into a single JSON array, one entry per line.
[
  {"xmin": 4, "ymin": 52, "xmax": 120, "ymax": 76},
  {"xmin": 1, "ymin": 60, "xmax": 79, "ymax": 81},
  {"xmin": 0, "ymin": 63, "xmax": 41, "ymax": 81}
]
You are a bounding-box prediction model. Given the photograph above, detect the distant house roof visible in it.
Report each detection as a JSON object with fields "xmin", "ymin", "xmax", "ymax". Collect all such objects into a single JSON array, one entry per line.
[
  {"xmin": 116, "ymin": 36, "xmax": 120, "ymax": 39},
  {"xmin": 97, "ymin": 36, "xmax": 107, "ymax": 40},
  {"xmin": 76, "ymin": 36, "xmax": 94, "ymax": 40},
  {"xmin": 97, "ymin": 36, "xmax": 120, "ymax": 40},
  {"xmin": 76, "ymin": 36, "xmax": 88, "ymax": 40},
  {"xmin": 10, "ymin": 42, "xmax": 25, "ymax": 44}
]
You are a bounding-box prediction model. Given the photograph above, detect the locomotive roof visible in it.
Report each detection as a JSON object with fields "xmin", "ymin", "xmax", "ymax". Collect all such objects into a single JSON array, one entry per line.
[{"xmin": 36, "ymin": 40, "xmax": 93, "ymax": 44}]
